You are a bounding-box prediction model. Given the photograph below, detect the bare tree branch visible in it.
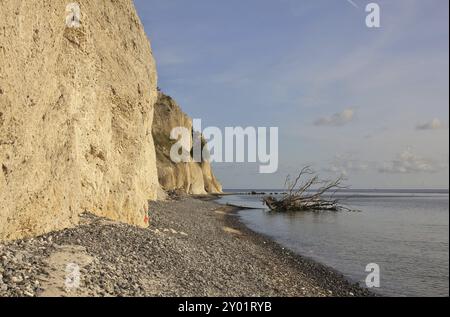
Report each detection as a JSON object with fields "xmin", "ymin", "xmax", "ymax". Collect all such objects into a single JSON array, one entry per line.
[{"xmin": 263, "ymin": 167, "xmax": 354, "ymax": 212}]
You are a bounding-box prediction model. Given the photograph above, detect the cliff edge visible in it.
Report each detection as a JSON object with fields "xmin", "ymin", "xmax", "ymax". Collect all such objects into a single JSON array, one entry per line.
[
  {"xmin": 153, "ymin": 93, "xmax": 222, "ymax": 195},
  {"xmin": 0, "ymin": 0, "xmax": 159, "ymax": 240}
]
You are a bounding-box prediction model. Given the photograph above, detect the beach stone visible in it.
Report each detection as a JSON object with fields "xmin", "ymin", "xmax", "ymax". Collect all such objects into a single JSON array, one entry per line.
[
  {"xmin": 11, "ymin": 276, "xmax": 23, "ymax": 283},
  {"xmin": 23, "ymin": 291, "xmax": 34, "ymax": 297}
]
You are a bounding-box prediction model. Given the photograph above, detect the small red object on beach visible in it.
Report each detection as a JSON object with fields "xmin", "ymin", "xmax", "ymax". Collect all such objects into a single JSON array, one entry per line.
[{"xmin": 144, "ymin": 215, "xmax": 149, "ymax": 224}]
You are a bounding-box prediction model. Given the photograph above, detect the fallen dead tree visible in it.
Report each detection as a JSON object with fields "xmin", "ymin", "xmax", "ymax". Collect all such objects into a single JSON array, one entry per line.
[{"xmin": 263, "ymin": 167, "xmax": 353, "ymax": 212}]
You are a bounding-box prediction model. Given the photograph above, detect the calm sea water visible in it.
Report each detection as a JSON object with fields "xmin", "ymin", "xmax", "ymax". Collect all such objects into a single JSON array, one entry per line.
[{"xmin": 218, "ymin": 190, "xmax": 449, "ymax": 297}]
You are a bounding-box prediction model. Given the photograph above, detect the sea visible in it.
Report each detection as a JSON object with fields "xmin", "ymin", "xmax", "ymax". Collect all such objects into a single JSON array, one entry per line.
[{"xmin": 217, "ymin": 189, "xmax": 449, "ymax": 297}]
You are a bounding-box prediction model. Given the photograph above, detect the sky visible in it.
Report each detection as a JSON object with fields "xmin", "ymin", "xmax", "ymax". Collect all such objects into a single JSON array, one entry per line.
[{"xmin": 134, "ymin": 0, "xmax": 449, "ymax": 190}]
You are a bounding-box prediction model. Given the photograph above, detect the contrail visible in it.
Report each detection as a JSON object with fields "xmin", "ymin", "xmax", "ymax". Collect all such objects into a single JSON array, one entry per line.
[{"xmin": 346, "ymin": 0, "xmax": 359, "ymax": 8}]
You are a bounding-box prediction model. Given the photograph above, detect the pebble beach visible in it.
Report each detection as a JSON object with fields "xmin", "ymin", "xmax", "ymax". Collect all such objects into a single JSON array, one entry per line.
[{"xmin": 0, "ymin": 196, "xmax": 372, "ymax": 297}]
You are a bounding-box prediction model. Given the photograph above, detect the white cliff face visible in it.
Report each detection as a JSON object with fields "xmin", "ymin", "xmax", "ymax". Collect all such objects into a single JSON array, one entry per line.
[
  {"xmin": 153, "ymin": 93, "xmax": 222, "ymax": 195},
  {"xmin": 0, "ymin": 0, "xmax": 159, "ymax": 240}
]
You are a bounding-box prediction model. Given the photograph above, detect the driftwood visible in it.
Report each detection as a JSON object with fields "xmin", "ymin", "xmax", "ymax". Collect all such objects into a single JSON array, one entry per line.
[{"xmin": 263, "ymin": 167, "xmax": 352, "ymax": 212}]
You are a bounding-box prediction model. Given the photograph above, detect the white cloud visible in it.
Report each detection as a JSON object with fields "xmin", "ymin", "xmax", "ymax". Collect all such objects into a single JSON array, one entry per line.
[
  {"xmin": 314, "ymin": 109, "xmax": 354, "ymax": 127},
  {"xmin": 416, "ymin": 118, "xmax": 446, "ymax": 130},
  {"xmin": 378, "ymin": 149, "xmax": 441, "ymax": 174},
  {"xmin": 324, "ymin": 154, "xmax": 369, "ymax": 176}
]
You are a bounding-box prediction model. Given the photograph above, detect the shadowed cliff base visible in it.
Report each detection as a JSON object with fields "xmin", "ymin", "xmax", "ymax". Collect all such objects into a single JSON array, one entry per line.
[{"xmin": 0, "ymin": 197, "xmax": 371, "ymax": 297}]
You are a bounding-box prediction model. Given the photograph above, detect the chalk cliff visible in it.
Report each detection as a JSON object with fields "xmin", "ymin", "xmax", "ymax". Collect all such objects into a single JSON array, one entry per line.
[
  {"xmin": 153, "ymin": 93, "xmax": 222, "ymax": 195},
  {"xmin": 0, "ymin": 0, "xmax": 159, "ymax": 240}
]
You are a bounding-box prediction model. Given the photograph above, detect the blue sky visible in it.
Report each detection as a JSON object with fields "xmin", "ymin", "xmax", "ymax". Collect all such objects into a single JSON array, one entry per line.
[{"xmin": 134, "ymin": 0, "xmax": 449, "ymax": 189}]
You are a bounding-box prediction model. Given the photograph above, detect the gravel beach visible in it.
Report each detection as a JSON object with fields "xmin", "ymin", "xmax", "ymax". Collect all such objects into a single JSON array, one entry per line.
[{"xmin": 0, "ymin": 196, "xmax": 372, "ymax": 297}]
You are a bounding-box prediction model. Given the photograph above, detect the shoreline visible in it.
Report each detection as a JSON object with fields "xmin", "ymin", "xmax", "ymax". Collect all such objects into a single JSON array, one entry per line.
[
  {"xmin": 210, "ymin": 196, "xmax": 375, "ymax": 297},
  {"xmin": 0, "ymin": 196, "xmax": 373, "ymax": 297}
]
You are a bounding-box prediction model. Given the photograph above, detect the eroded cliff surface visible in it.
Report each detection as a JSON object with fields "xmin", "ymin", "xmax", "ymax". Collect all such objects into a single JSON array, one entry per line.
[
  {"xmin": 0, "ymin": 0, "xmax": 159, "ymax": 240},
  {"xmin": 153, "ymin": 93, "xmax": 222, "ymax": 195}
]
